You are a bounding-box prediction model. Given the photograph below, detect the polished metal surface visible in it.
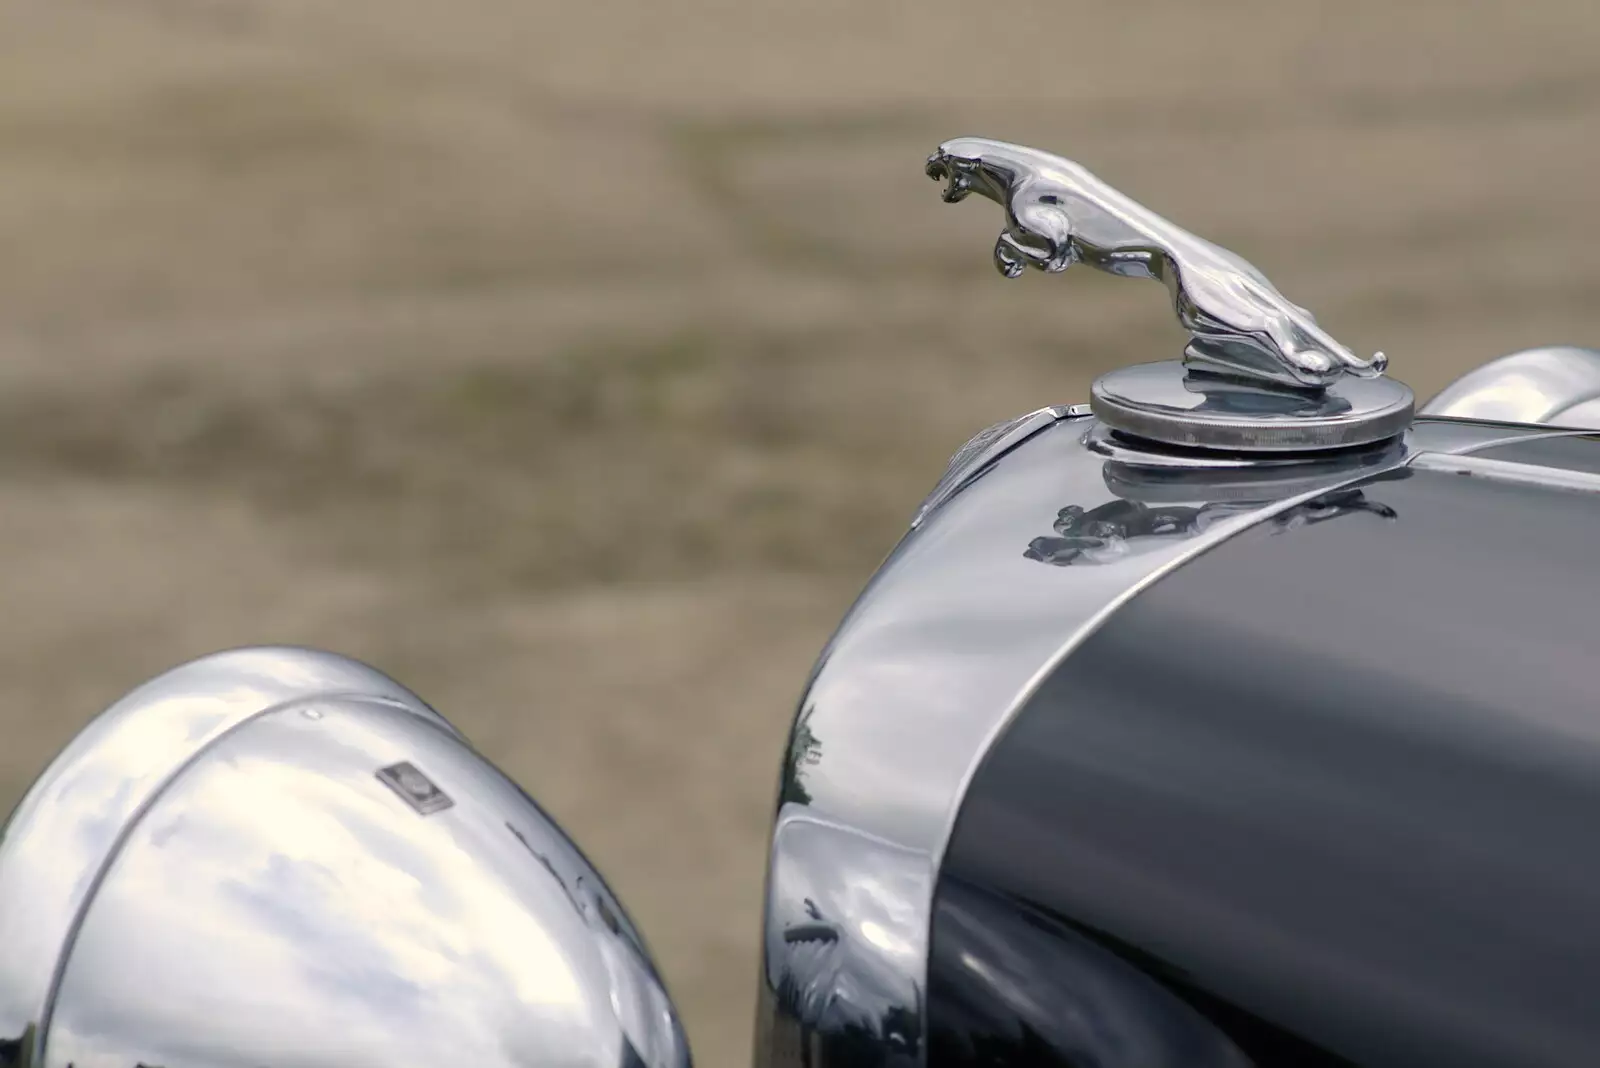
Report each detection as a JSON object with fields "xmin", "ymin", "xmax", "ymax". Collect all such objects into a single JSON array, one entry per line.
[
  {"xmin": 925, "ymin": 137, "xmax": 1416, "ymax": 454},
  {"xmin": 1421, "ymin": 345, "xmax": 1600, "ymax": 429},
  {"xmin": 911, "ymin": 405, "xmax": 1079, "ymax": 529},
  {"xmin": 0, "ymin": 646, "xmax": 453, "ymax": 1062},
  {"xmin": 925, "ymin": 137, "xmax": 1384, "ymax": 391},
  {"xmin": 1410, "ymin": 449, "xmax": 1600, "ymax": 495},
  {"xmin": 928, "ymin": 877, "xmax": 1257, "ymax": 1068},
  {"xmin": 1092, "ymin": 360, "xmax": 1415, "ymax": 452},
  {"xmin": 1083, "ymin": 420, "xmax": 1397, "ymax": 471},
  {"xmin": 753, "ymin": 415, "xmax": 1498, "ymax": 1068},
  {"xmin": 754, "ymin": 413, "xmax": 1589, "ymax": 1068},
  {"xmin": 0, "ymin": 646, "xmax": 689, "ymax": 1068},
  {"xmin": 938, "ymin": 458, "xmax": 1600, "ymax": 1067}
]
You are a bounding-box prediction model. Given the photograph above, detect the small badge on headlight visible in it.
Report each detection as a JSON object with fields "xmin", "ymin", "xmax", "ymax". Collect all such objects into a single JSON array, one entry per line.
[{"xmin": 377, "ymin": 760, "xmax": 455, "ymax": 815}]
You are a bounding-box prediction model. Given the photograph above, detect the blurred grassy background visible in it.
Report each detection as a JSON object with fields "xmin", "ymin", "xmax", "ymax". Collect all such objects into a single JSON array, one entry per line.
[{"xmin": 3, "ymin": 1, "xmax": 1600, "ymax": 1064}]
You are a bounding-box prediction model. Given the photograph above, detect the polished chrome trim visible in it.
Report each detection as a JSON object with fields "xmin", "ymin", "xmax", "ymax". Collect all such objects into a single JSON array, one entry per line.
[
  {"xmin": 1444, "ymin": 425, "xmax": 1600, "ymax": 456},
  {"xmin": 756, "ymin": 417, "xmax": 1499, "ymax": 1068},
  {"xmin": 1411, "ymin": 451, "xmax": 1600, "ymax": 495},
  {"xmin": 756, "ymin": 414, "xmax": 1593, "ymax": 1068},
  {"xmin": 1421, "ymin": 346, "xmax": 1600, "ymax": 428},
  {"xmin": 1404, "ymin": 419, "xmax": 1593, "ymax": 456},
  {"xmin": 910, "ymin": 404, "xmax": 1079, "ymax": 530},
  {"xmin": 926, "ymin": 456, "xmax": 1422, "ymax": 874},
  {"xmin": 1091, "ymin": 360, "xmax": 1414, "ymax": 453},
  {"xmin": 1084, "ymin": 420, "xmax": 1405, "ymax": 470}
]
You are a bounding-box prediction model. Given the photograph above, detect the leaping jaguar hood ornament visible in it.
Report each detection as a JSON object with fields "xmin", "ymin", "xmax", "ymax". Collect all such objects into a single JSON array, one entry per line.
[{"xmin": 925, "ymin": 137, "xmax": 1388, "ymax": 391}]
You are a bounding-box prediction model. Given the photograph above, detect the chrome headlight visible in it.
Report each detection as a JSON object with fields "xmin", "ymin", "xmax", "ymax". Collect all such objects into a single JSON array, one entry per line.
[{"xmin": 0, "ymin": 646, "xmax": 690, "ymax": 1068}]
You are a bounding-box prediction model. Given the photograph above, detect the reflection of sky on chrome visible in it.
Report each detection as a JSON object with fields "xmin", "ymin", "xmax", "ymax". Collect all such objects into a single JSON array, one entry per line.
[
  {"xmin": 798, "ymin": 422, "xmax": 1263, "ymax": 855},
  {"xmin": 0, "ymin": 647, "xmax": 451, "ymax": 1043},
  {"xmin": 43, "ymin": 698, "xmax": 630, "ymax": 1068},
  {"xmin": 1453, "ymin": 373, "xmax": 1557, "ymax": 421},
  {"xmin": 762, "ymin": 419, "xmax": 1327, "ymax": 1057},
  {"xmin": 766, "ymin": 807, "xmax": 925, "ymax": 1035}
]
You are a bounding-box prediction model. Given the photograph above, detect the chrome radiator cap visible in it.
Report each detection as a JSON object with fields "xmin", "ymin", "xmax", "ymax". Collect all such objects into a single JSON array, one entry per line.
[
  {"xmin": 0, "ymin": 646, "xmax": 690, "ymax": 1068},
  {"xmin": 926, "ymin": 137, "xmax": 1415, "ymax": 454}
]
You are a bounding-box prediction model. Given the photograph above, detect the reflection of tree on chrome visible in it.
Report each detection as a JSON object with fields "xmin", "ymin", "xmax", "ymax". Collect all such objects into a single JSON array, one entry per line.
[
  {"xmin": 0, "ymin": 1024, "xmax": 34, "ymax": 1067},
  {"xmin": 779, "ymin": 703, "xmax": 824, "ymax": 808},
  {"xmin": 766, "ymin": 812, "xmax": 923, "ymax": 1065},
  {"xmin": 1025, "ymin": 488, "xmax": 1396, "ymax": 566}
]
